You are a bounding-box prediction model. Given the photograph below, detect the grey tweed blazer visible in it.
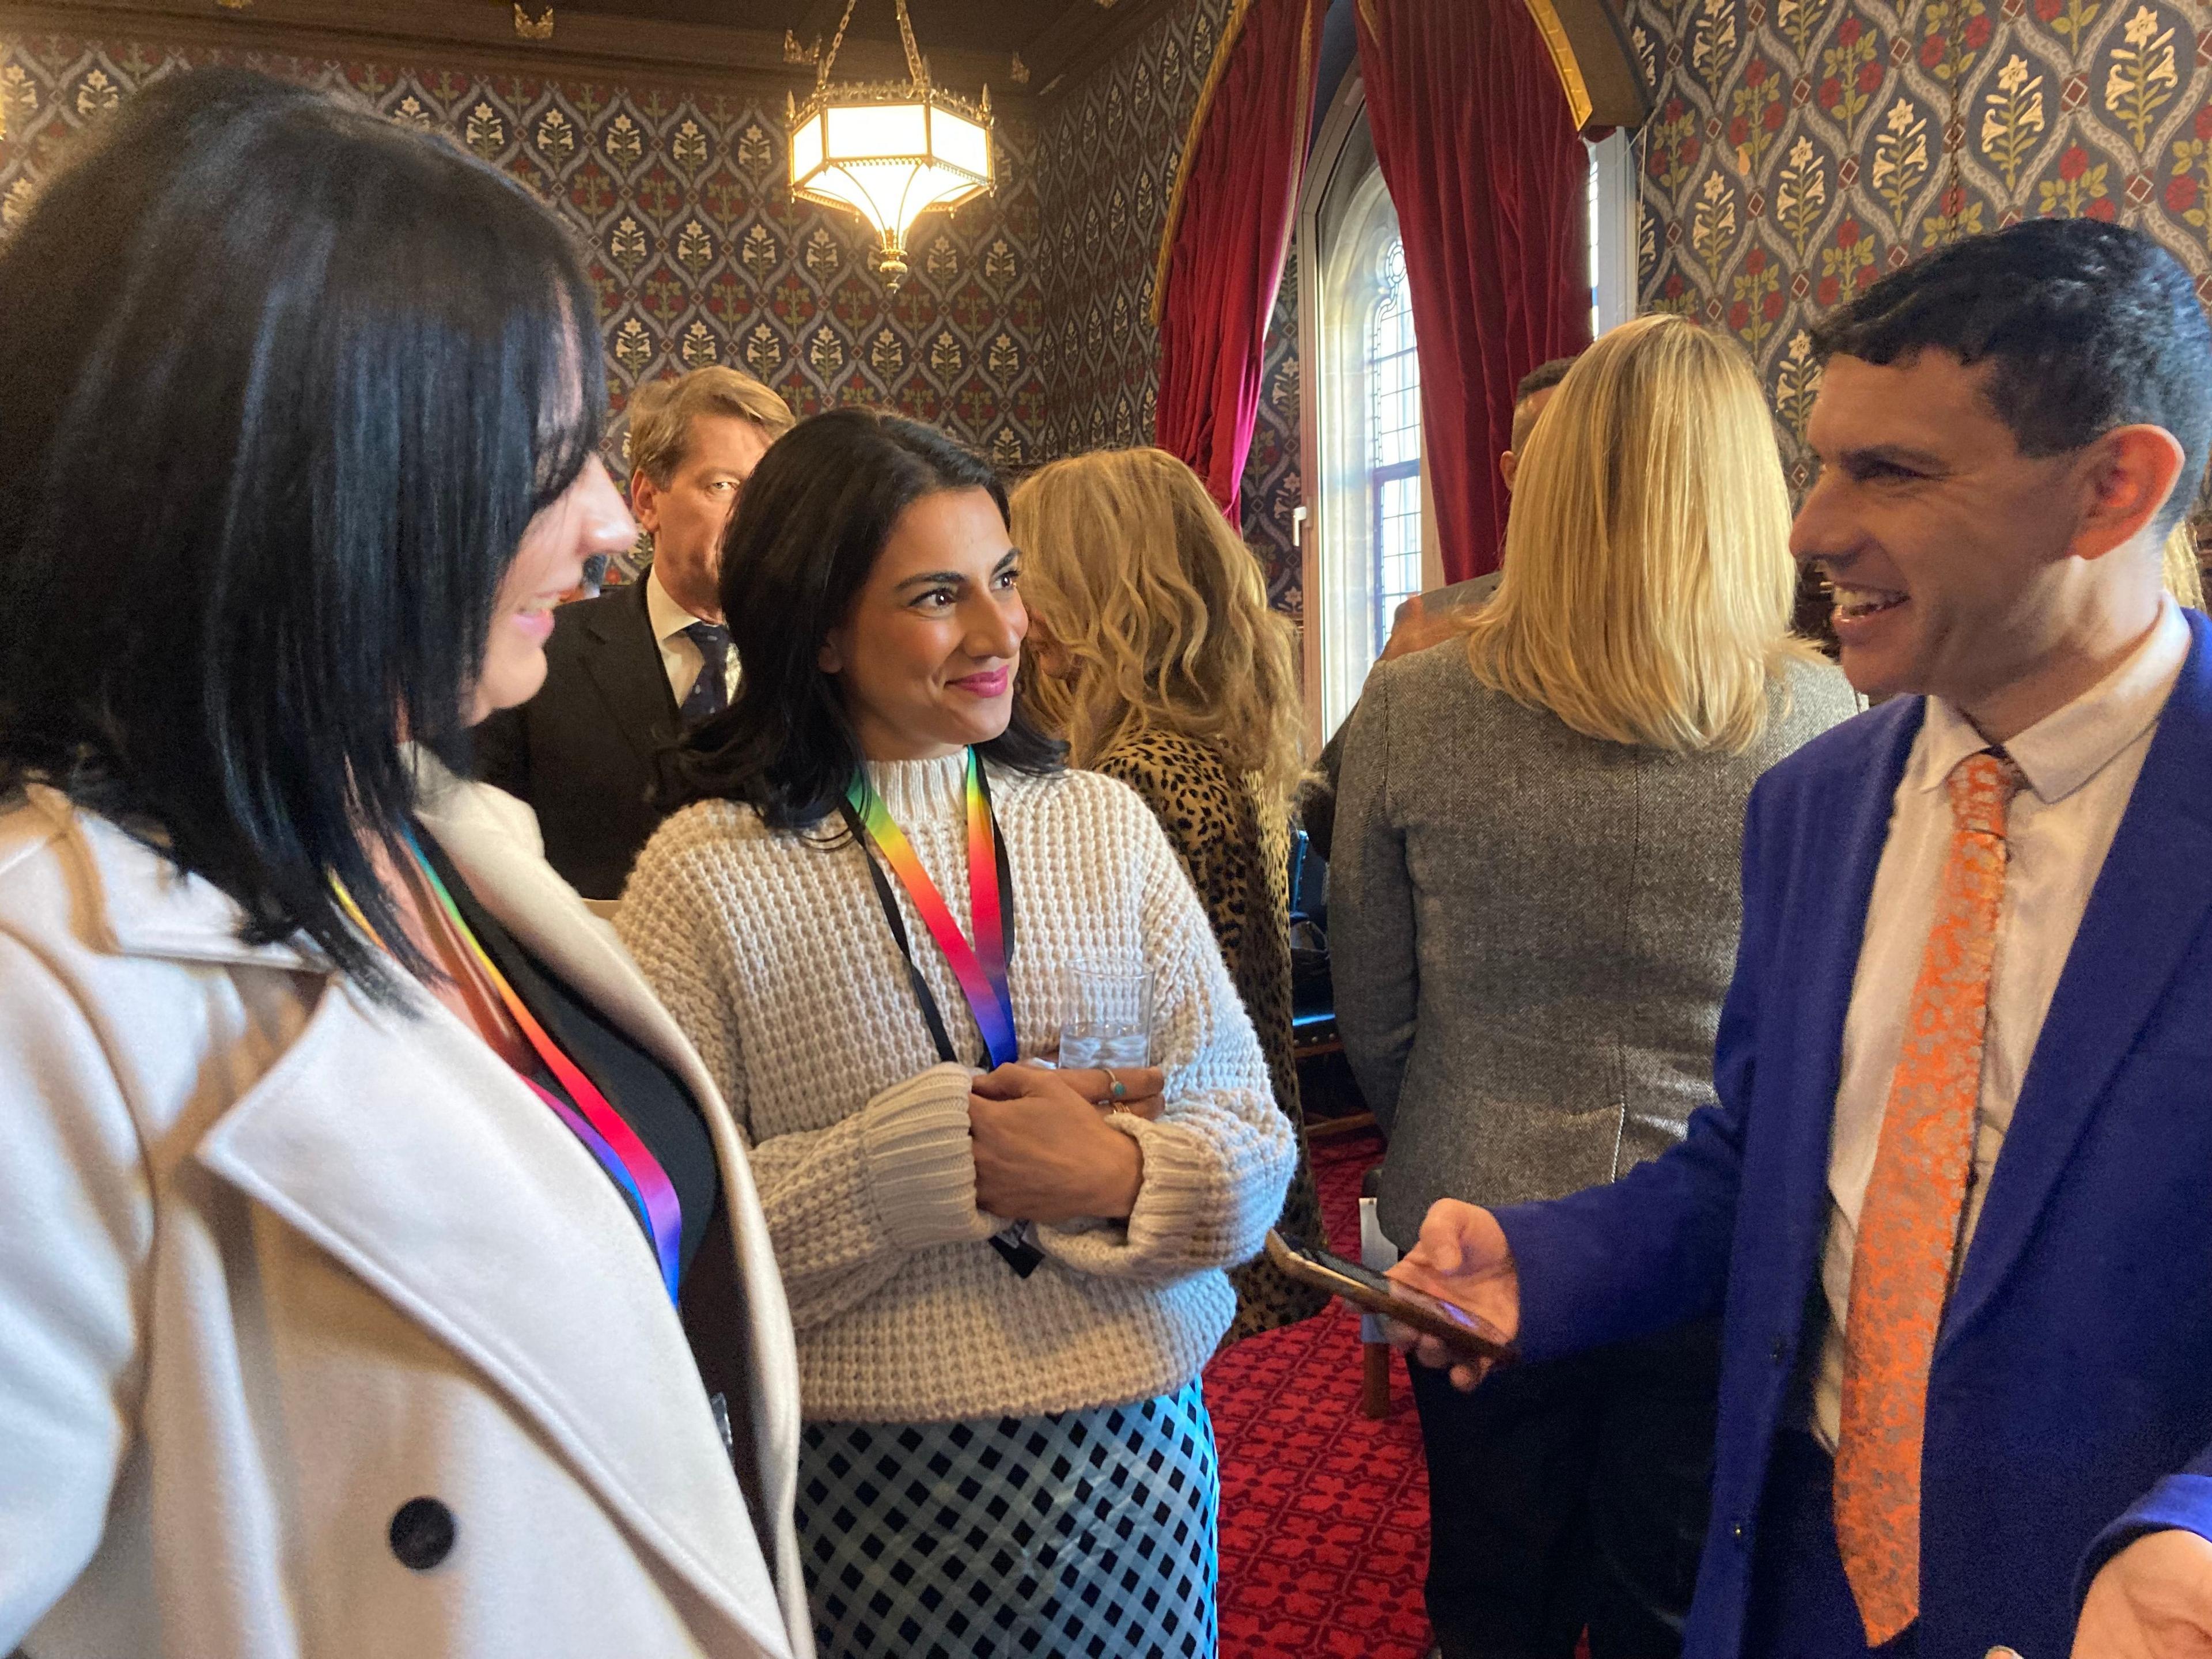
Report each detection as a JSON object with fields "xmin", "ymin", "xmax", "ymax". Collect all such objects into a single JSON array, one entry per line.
[{"xmin": 1333, "ymin": 641, "xmax": 1859, "ymax": 1249}]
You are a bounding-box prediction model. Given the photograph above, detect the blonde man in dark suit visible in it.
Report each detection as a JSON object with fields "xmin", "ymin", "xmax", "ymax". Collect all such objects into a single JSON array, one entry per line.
[{"xmin": 475, "ymin": 367, "xmax": 794, "ymax": 900}]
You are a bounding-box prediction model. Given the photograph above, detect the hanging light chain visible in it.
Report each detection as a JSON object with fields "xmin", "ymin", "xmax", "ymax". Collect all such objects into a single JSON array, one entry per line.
[
  {"xmin": 816, "ymin": 0, "xmax": 863, "ymax": 90},
  {"xmin": 893, "ymin": 0, "xmax": 930, "ymax": 89},
  {"xmin": 813, "ymin": 0, "xmax": 934, "ymax": 93}
]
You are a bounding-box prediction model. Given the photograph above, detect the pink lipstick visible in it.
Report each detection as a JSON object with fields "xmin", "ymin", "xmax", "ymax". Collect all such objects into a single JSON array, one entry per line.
[{"xmin": 950, "ymin": 666, "xmax": 1011, "ymax": 697}]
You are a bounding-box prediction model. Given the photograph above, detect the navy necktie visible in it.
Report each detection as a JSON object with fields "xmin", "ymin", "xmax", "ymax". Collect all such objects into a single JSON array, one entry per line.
[{"xmin": 680, "ymin": 620, "xmax": 730, "ymax": 727}]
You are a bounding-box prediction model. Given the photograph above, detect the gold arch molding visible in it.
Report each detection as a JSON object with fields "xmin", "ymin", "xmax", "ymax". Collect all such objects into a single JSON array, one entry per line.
[
  {"xmin": 1522, "ymin": 0, "xmax": 1651, "ymax": 135},
  {"xmin": 1152, "ymin": 0, "xmax": 1648, "ymax": 324},
  {"xmin": 1349, "ymin": 0, "xmax": 1650, "ymax": 136}
]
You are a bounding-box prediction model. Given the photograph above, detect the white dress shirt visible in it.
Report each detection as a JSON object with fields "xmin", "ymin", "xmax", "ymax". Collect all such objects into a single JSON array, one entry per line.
[
  {"xmin": 1809, "ymin": 598, "xmax": 2191, "ymax": 1450},
  {"xmin": 643, "ymin": 565, "xmax": 737, "ymax": 710}
]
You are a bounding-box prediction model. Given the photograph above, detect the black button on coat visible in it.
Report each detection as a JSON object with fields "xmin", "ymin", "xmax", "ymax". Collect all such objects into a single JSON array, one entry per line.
[{"xmin": 389, "ymin": 1498, "xmax": 457, "ymax": 1570}]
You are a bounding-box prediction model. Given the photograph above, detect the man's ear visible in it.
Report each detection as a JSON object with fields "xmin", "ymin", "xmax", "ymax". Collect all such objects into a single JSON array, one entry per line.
[
  {"xmin": 630, "ymin": 471, "xmax": 664, "ymax": 538},
  {"xmin": 2069, "ymin": 425, "xmax": 2187, "ymax": 563},
  {"xmin": 1499, "ymin": 450, "xmax": 1520, "ymax": 493}
]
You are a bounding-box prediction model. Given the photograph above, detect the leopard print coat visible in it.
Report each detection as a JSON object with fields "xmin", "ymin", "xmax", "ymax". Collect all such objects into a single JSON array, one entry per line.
[{"xmin": 1093, "ymin": 729, "xmax": 1331, "ymax": 1342}]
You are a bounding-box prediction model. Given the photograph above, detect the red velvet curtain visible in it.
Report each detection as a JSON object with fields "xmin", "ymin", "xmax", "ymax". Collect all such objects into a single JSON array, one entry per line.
[
  {"xmin": 1357, "ymin": 0, "xmax": 1591, "ymax": 582},
  {"xmin": 1153, "ymin": 0, "xmax": 1323, "ymax": 523}
]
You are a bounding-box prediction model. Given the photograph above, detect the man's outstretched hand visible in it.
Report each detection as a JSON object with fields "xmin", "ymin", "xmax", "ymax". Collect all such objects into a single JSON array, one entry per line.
[
  {"xmin": 2071, "ymin": 1530, "xmax": 2212, "ymax": 1658},
  {"xmin": 1384, "ymin": 1198, "xmax": 1522, "ymax": 1391}
]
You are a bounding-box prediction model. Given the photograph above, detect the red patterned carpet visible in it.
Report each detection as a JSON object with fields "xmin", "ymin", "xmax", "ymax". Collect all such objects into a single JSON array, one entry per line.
[{"xmin": 1206, "ymin": 1128, "xmax": 1435, "ymax": 1659}]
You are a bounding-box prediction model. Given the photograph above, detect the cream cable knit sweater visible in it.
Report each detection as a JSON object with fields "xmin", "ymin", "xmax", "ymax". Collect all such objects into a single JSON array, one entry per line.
[{"xmin": 617, "ymin": 753, "xmax": 1295, "ymax": 1423}]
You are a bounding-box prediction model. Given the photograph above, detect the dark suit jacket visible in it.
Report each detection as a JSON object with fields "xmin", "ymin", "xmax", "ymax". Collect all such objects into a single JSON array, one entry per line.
[
  {"xmin": 473, "ymin": 578, "xmax": 683, "ymax": 901},
  {"xmin": 1493, "ymin": 608, "xmax": 2212, "ymax": 1659}
]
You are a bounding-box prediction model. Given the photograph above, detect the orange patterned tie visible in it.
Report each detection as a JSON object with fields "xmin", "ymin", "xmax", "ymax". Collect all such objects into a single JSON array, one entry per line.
[{"xmin": 1834, "ymin": 748, "xmax": 2024, "ymax": 1646}]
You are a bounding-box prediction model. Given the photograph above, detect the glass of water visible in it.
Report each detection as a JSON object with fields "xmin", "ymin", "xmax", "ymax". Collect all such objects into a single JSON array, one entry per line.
[{"xmin": 1057, "ymin": 958, "xmax": 1153, "ymax": 1070}]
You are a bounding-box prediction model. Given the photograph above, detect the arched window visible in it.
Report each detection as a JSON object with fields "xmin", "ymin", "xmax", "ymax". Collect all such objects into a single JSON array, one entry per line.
[
  {"xmin": 1297, "ymin": 87, "xmax": 1633, "ymax": 745},
  {"xmin": 1306, "ymin": 136, "xmax": 1420, "ymax": 736},
  {"xmin": 1366, "ymin": 237, "xmax": 1422, "ymax": 661}
]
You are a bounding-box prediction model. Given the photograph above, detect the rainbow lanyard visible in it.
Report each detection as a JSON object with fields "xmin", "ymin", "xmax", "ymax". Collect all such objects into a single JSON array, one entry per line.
[
  {"xmin": 336, "ymin": 836, "xmax": 684, "ymax": 1305},
  {"xmin": 840, "ymin": 748, "xmax": 1018, "ymax": 1070}
]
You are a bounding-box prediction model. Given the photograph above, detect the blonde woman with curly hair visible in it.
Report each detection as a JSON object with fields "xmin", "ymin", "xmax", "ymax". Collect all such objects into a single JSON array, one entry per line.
[
  {"xmin": 1333, "ymin": 314, "xmax": 1859, "ymax": 1659},
  {"xmin": 1012, "ymin": 447, "xmax": 1328, "ymax": 1340}
]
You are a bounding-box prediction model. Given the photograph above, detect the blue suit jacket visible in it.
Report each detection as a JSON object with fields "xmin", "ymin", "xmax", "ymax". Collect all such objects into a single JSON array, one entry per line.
[{"xmin": 1496, "ymin": 609, "xmax": 2212, "ymax": 1659}]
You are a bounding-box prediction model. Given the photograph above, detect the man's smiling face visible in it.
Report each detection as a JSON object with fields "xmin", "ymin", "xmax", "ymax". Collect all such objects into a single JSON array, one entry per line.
[{"xmin": 1790, "ymin": 349, "xmax": 2089, "ymax": 708}]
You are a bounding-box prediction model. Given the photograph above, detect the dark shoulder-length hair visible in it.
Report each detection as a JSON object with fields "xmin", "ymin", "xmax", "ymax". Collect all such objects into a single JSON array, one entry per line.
[
  {"xmin": 675, "ymin": 408, "xmax": 1063, "ymax": 830},
  {"xmin": 0, "ymin": 68, "xmax": 604, "ymax": 998}
]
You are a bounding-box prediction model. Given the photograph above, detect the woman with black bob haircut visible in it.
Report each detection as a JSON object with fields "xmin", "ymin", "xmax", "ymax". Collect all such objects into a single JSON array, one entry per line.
[
  {"xmin": 619, "ymin": 407, "xmax": 1295, "ymax": 1659},
  {"xmin": 0, "ymin": 69, "xmax": 812, "ymax": 1659}
]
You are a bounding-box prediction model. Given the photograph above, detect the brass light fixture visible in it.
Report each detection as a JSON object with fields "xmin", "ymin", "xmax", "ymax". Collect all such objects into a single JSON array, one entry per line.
[{"xmin": 785, "ymin": 0, "xmax": 993, "ymax": 287}]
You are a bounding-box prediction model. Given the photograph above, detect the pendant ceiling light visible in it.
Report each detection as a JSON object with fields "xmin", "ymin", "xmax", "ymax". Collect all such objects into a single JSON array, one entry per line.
[{"xmin": 786, "ymin": 0, "xmax": 994, "ymax": 288}]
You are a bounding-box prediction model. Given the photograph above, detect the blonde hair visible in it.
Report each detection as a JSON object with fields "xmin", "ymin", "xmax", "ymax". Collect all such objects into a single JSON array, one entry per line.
[
  {"xmin": 1010, "ymin": 448, "xmax": 1304, "ymax": 806},
  {"xmin": 627, "ymin": 366, "xmax": 794, "ymax": 486},
  {"xmin": 2162, "ymin": 518, "xmax": 2205, "ymax": 609},
  {"xmin": 1463, "ymin": 313, "xmax": 1814, "ymax": 753}
]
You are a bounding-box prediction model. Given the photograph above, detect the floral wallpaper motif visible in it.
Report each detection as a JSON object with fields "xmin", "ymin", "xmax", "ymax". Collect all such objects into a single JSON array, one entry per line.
[
  {"xmin": 1035, "ymin": 0, "xmax": 1230, "ymax": 461},
  {"xmin": 1243, "ymin": 256, "xmax": 1305, "ymax": 613},
  {"xmin": 0, "ymin": 14, "xmax": 1302, "ymax": 609},
  {"xmin": 0, "ymin": 31, "xmax": 1050, "ymax": 578},
  {"xmin": 26, "ymin": 4, "xmax": 2203, "ymax": 618},
  {"xmin": 1033, "ymin": 0, "xmax": 1306, "ymax": 611},
  {"xmin": 1623, "ymin": 0, "xmax": 2212, "ymax": 492}
]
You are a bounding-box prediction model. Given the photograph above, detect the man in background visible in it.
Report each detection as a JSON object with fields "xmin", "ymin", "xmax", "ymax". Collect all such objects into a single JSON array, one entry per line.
[
  {"xmin": 475, "ymin": 366, "xmax": 794, "ymax": 900},
  {"xmin": 1379, "ymin": 355, "xmax": 1577, "ymax": 661}
]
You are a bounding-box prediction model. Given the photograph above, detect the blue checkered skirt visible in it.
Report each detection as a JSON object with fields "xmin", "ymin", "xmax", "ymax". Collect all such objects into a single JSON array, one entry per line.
[{"xmin": 796, "ymin": 1378, "xmax": 1218, "ymax": 1659}]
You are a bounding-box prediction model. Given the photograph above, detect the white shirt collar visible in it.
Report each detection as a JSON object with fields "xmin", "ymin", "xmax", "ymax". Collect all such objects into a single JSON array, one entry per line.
[
  {"xmin": 1912, "ymin": 596, "xmax": 2192, "ymax": 805},
  {"xmin": 644, "ymin": 564, "xmax": 714, "ymax": 647}
]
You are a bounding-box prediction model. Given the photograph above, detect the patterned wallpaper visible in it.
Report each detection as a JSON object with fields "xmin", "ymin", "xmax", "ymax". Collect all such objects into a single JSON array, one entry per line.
[
  {"xmin": 0, "ymin": 31, "xmax": 1051, "ymax": 578},
  {"xmin": 0, "ymin": 14, "xmax": 1305, "ymax": 608},
  {"xmin": 25, "ymin": 5, "xmax": 2198, "ymax": 616},
  {"xmin": 1032, "ymin": 0, "xmax": 1307, "ymax": 611},
  {"xmin": 1622, "ymin": 0, "xmax": 2212, "ymax": 494},
  {"xmin": 1037, "ymin": 0, "xmax": 2212, "ymax": 613},
  {"xmin": 1243, "ymin": 257, "xmax": 1305, "ymax": 613}
]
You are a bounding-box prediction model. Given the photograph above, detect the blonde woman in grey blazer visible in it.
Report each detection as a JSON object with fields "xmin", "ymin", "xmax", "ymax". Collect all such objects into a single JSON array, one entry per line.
[{"xmin": 1334, "ymin": 316, "xmax": 1858, "ymax": 1659}]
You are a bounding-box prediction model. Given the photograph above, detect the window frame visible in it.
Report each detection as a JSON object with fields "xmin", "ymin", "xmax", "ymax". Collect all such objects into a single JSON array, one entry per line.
[
  {"xmin": 1295, "ymin": 79, "xmax": 1635, "ymax": 750},
  {"xmin": 1371, "ymin": 235, "xmax": 1424, "ymax": 664},
  {"xmin": 1298, "ymin": 82, "xmax": 1437, "ymax": 744},
  {"xmin": 1588, "ymin": 126, "xmax": 1638, "ymax": 336}
]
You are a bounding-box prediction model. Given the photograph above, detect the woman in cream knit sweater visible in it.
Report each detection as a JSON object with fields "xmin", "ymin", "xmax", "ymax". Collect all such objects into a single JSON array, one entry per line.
[{"xmin": 618, "ymin": 410, "xmax": 1294, "ymax": 1659}]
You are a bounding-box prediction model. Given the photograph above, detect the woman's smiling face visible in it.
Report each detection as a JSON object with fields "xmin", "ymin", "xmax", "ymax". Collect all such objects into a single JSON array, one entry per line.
[
  {"xmin": 818, "ymin": 486, "xmax": 1029, "ymax": 762},
  {"xmin": 471, "ymin": 456, "xmax": 635, "ymax": 725}
]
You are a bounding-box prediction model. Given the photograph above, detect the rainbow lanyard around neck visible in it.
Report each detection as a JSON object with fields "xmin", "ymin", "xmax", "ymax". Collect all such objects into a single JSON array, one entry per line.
[
  {"xmin": 336, "ymin": 836, "xmax": 684, "ymax": 1305},
  {"xmin": 841, "ymin": 748, "xmax": 1018, "ymax": 1070}
]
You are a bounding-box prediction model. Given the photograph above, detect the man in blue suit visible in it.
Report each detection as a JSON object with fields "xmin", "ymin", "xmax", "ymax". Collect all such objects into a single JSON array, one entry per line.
[{"xmin": 1390, "ymin": 218, "xmax": 2212, "ymax": 1658}]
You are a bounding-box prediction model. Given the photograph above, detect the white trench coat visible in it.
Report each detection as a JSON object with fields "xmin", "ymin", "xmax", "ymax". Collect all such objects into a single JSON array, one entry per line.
[{"xmin": 0, "ymin": 762, "xmax": 812, "ymax": 1659}]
